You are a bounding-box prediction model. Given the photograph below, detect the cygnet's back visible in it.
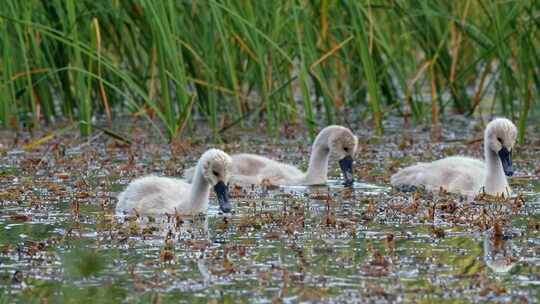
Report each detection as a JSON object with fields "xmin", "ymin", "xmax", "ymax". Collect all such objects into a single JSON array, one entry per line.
[
  {"xmin": 227, "ymin": 126, "xmax": 358, "ymax": 186},
  {"xmin": 117, "ymin": 176, "xmax": 190, "ymax": 214},
  {"xmin": 230, "ymin": 153, "xmax": 304, "ymax": 185},
  {"xmin": 391, "ymin": 156, "xmax": 485, "ymax": 195},
  {"xmin": 391, "ymin": 118, "xmax": 517, "ymax": 196},
  {"xmin": 116, "ymin": 148, "xmax": 234, "ymax": 216}
]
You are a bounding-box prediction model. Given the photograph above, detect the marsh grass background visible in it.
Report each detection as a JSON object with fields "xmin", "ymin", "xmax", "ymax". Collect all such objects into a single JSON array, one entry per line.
[{"xmin": 0, "ymin": 0, "xmax": 538, "ymax": 142}]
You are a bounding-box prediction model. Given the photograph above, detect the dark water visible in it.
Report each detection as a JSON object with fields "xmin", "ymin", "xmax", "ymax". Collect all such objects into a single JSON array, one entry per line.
[{"xmin": 0, "ymin": 117, "xmax": 539, "ymax": 303}]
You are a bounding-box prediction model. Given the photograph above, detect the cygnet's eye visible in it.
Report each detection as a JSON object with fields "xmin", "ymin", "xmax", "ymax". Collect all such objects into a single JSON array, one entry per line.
[
  {"xmin": 344, "ymin": 147, "xmax": 349, "ymax": 152},
  {"xmin": 213, "ymin": 170, "xmax": 219, "ymax": 177},
  {"xmin": 497, "ymin": 137, "xmax": 503, "ymax": 144}
]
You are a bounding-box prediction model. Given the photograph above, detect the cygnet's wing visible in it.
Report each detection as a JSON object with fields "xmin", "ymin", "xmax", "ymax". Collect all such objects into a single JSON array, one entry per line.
[
  {"xmin": 231, "ymin": 154, "xmax": 269, "ymax": 175},
  {"xmin": 116, "ymin": 176, "xmax": 190, "ymax": 215},
  {"xmin": 390, "ymin": 162, "xmax": 430, "ymax": 188},
  {"xmin": 231, "ymin": 153, "xmax": 304, "ymax": 185},
  {"xmin": 391, "ymin": 156, "xmax": 485, "ymax": 194}
]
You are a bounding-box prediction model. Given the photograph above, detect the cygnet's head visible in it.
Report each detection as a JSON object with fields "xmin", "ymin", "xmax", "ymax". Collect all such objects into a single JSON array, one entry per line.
[
  {"xmin": 199, "ymin": 149, "xmax": 233, "ymax": 213},
  {"xmin": 325, "ymin": 126, "xmax": 358, "ymax": 186},
  {"xmin": 485, "ymin": 118, "xmax": 517, "ymax": 176}
]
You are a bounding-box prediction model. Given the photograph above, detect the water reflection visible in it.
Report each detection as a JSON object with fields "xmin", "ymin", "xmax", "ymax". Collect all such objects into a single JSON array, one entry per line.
[
  {"xmin": 1, "ymin": 117, "xmax": 539, "ymax": 302},
  {"xmin": 115, "ymin": 213, "xmax": 212, "ymax": 241},
  {"xmin": 483, "ymin": 226, "xmax": 519, "ymax": 274}
]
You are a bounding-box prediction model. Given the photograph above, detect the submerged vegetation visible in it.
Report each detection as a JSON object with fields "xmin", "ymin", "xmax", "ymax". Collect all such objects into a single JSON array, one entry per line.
[{"xmin": 1, "ymin": 1, "xmax": 539, "ymax": 141}]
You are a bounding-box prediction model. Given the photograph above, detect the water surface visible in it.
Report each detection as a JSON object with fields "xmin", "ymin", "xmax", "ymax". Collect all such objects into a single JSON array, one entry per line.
[{"xmin": 0, "ymin": 118, "xmax": 539, "ymax": 303}]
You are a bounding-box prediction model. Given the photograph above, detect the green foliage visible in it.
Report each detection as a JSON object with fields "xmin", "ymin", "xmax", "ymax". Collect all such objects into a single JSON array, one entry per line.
[
  {"xmin": 63, "ymin": 249, "xmax": 107, "ymax": 279},
  {"xmin": 0, "ymin": 0, "xmax": 538, "ymax": 141}
]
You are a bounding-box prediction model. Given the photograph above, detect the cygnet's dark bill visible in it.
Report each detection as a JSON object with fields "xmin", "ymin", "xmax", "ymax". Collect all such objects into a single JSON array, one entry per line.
[
  {"xmin": 339, "ymin": 155, "xmax": 354, "ymax": 187},
  {"xmin": 214, "ymin": 181, "xmax": 232, "ymax": 213},
  {"xmin": 498, "ymin": 147, "xmax": 513, "ymax": 176}
]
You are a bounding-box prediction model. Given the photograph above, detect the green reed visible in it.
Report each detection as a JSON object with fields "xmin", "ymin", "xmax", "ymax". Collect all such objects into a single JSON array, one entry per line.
[{"xmin": 0, "ymin": 0, "xmax": 538, "ymax": 142}]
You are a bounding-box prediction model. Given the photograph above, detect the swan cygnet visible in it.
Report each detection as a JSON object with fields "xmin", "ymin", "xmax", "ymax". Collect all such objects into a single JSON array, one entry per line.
[
  {"xmin": 116, "ymin": 149, "xmax": 233, "ymax": 215},
  {"xmin": 391, "ymin": 118, "xmax": 517, "ymax": 196},
  {"xmin": 230, "ymin": 125, "xmax": 358, "ymax": 186}
]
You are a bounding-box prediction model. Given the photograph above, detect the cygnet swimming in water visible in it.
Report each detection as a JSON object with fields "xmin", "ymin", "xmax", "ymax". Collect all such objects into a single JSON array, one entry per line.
[
  {"xmin": 186, "ymin": 125, "xmax": 358, "ymax": 187},
  {"xmin": 116, "ymin": 149, "xmax": 233, "ymax": 215},
  {"xmin": 391, "ymin": 118, "xmax": 517, "ymax": 196}
]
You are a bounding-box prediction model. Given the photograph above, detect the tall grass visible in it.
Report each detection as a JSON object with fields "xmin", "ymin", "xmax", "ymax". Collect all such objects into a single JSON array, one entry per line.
[{"xmin": 0, "ymin": 1, "xmax": 538, "ymax": 142}]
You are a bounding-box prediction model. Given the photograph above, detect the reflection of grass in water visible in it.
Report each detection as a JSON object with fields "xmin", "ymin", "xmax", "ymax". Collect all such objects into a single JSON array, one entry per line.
[
  {"xmin": 63, "ymin": 248, "xmax": 106, "ymax": 279},
  {"xmin": 13, "ymin": 247, "xmax": 127, "ymax": 303},
  {"xmin": 534, "ymin": 180, "xmax": 540, "ymax": 193},
  {"xmin": 20, "ymin": 280, "xmax": 128, "ymax": 304},
  {"xmin": 0, "ymin": 168, "xmax": 20, "ymax": 177},
  {"xmin": 62, "ymin": 285, "xmax": 128, "ymax": 304},
  {"xmin": 0, "ymin": 223, "xmax": 54, "ymax": 245}
]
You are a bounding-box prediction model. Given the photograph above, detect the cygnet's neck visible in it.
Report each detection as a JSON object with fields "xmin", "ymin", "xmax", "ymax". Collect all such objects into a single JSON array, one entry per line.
[
  {"xmin": 303, "ymin": 130, "xmax": 332, "ymax": 184},
  {"xmin": 483, "ymin": 141, "xmax": 510, "ymax": 196},
  {"xmin": 189, "ymin": 163, "xmax": 211, "ymax": 212}
]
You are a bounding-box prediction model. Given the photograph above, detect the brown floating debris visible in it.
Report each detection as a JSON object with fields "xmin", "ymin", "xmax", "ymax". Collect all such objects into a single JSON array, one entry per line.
[{"xmin": 10, "ymin": 215, "xmax": 31, "ymax": 222}]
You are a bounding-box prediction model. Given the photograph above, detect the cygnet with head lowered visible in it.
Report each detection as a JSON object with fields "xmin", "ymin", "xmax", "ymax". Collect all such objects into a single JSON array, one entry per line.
[
  {"xmin": 186, "ymin": 125, "xmax": 358, "ymax": 187},
  {"xmin": 116, "ymin": 149, "xmax": 233, "ymax": 215}
]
